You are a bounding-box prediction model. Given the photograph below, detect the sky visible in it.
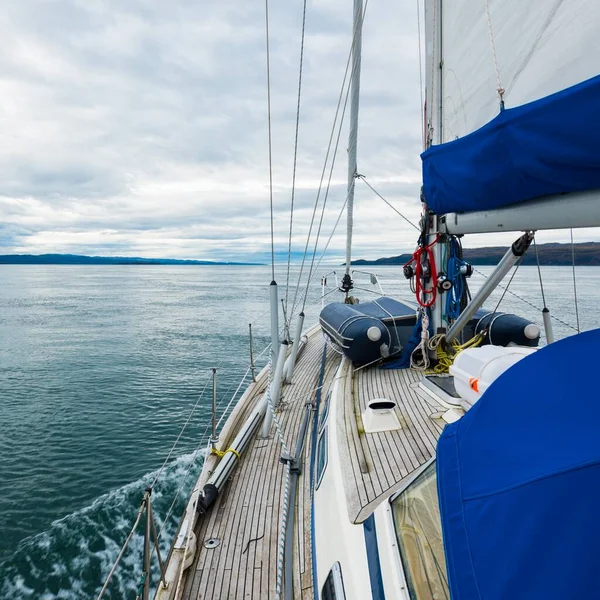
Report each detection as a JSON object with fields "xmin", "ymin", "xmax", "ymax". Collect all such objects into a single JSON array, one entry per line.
[{"xmin": 0, "ymin": 0, "xmax": 597, "ymax": 263}]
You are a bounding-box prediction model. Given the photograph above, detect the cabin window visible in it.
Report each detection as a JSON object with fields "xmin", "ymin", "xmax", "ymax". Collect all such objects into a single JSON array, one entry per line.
[
  {"xmin": 390, "ymin": 462, "xmax": 449, "ymax": 600},
  {"xmin": 319, "ymin": 390, "xmax": 332, "ymax": 432},
  {"xmin": 316, "ymin": 425, "xmax": 328, "ymax": 489},
  {"xmin": 321, "ymin": 562, "xmax": 345, "ymax": 599}
]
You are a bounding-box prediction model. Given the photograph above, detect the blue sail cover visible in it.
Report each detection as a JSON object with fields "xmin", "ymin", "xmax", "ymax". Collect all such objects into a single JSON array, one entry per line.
[
  {"xmin": 422, "ymin": 74, "xmax": 600, "ymax": 214},
  {"xmin": 437, "ymin": 328, "xmax": 600, "ymax": 600}
]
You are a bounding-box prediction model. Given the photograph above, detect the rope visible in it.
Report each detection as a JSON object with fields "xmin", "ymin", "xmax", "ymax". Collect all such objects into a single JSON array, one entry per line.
[
  {"xmin": 483, "ymin": 0, "xmax": 505, "ymax": 108},
  {"xmin": 277, "ymin": 464, "xmax": 291, "ymax": 599},
  {"xmin": 264, "ymin": 0, "xmax": 275, "ymax": 280},
  {"xmin": 210, "ymin": 447, "xmax": 241, "ymax": 460},
  {"xmin": 444, "ymin": 237, "xmax": 469, "ymax": 322},
  {"xmin": 533, "ymin": 237, "xmax": 547, "ymax": 308},
  {"xmin": 407, "ymin": 235, "xmax": 439, "ymax": 308},
  {"xmin": 358, "ymin": 176, "xmax": 420, "ymax": 230},
  {"xmin": 570, "ymin": 229, "xmax": 581, "ymax": 333},
  {"xmin": 411, "ymin": 309, "xmax": 431, "ymax": 370},
  {"xmin": 426, "ymin": 331, "xmax": 485, "ymax": 374},
  {"xmin": 284, "ymin": 0, "xmax": 309, "ymax": 325},
  {"xmin": 261, "ymin": 353, "xmax": 291, "ymax": 599}
]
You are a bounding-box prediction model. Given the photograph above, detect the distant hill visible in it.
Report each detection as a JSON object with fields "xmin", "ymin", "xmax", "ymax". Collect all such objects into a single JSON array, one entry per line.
[
  {"xmin": 0, "ymin": 253, "xmax": 261, "ymax": 266},
  {"xmin": 351, "ymin": 242, "xmax": 600, "ymax": 266}
]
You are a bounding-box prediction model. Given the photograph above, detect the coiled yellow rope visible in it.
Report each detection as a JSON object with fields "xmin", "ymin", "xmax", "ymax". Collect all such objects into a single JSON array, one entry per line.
[{"xmin": 426, "ymin": 332, "xmax": 485, "ymax": 374}]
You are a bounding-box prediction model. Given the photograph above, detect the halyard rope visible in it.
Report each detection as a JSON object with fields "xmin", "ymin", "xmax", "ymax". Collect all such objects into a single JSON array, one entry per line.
[{"xmin": 483, "ymin": 0, "xmax": 505, "ymax": 107}]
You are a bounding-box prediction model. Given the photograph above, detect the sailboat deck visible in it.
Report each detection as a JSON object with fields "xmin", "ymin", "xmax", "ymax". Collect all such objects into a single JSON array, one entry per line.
[
  {"xmin": 181, "ymin": 328, "xmax": 339, "ymax": 600},
  {"xmin": 339, "ymin": 363, "xmax": 447, "ymax": 523}
]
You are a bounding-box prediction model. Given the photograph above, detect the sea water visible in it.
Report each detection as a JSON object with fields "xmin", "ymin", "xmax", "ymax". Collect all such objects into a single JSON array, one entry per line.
[{"xmin": 0, "ymin": 264, "xmax": 597, "ymax": 598}]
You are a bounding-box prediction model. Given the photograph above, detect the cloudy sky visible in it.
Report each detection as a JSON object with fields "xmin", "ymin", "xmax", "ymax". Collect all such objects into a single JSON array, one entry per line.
[{"xmin": 0, "ymin": 0, "xmax": 596, "ymax": 262}]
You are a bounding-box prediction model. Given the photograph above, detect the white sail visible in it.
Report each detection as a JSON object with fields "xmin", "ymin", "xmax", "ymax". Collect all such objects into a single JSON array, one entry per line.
[{"xmin": 426, "ymin": 0, "xmax": 600, "ymax": 144}]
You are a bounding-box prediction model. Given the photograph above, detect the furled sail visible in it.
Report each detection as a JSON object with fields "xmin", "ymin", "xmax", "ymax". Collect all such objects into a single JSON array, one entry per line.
[{"xmin": 422, "ymin": 0, "xmax": 600, "ymax": 215}]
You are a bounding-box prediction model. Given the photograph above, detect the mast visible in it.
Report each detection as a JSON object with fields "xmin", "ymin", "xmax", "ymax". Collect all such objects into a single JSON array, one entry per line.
[
  {"xmin": 423, "ymin": 0, "xmax": 445, "ymax": 333},
  {"xmin": 341, "ymin": 0, "xmax": 363, "ymax": 299}
]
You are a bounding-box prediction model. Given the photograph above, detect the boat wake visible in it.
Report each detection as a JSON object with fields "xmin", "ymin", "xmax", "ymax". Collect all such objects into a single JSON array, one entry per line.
[{"xmin": 0, "ymin": 451, "xmax": 205, "ymax": 599}]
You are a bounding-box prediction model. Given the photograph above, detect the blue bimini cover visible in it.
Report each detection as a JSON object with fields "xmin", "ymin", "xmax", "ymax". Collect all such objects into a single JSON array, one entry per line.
[
  {"xmin": 437, "ymin": 328, "xmax": 600, "ymax": 600},
  {"xmin": 422, "ymin": 74, "xmax": 600, "ymax": 214}
]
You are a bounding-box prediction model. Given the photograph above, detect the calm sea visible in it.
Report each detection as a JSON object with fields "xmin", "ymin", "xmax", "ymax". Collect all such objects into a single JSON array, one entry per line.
[{"xmin": 0, "ymin": 264, "xmax": 597, "ymax": 598}]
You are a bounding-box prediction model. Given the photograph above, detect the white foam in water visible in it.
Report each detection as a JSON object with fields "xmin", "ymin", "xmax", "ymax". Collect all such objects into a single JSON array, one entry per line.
[{"xmin": 0, "ymin": 451, "xmax": 205, "ymax": 599}]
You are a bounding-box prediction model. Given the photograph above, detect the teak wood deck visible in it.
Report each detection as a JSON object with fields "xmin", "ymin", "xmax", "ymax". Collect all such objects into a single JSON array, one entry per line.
[
  {"xmin": 339, "ymin": 363, "xmax": 447, "ymax": 523},
  {"xmin": 180, "ymin": 328, "xmax": 448, "ymax": 599},
  {"xmin": 181, "ymin": 329, "xmax": 338, "ymax": 600}
]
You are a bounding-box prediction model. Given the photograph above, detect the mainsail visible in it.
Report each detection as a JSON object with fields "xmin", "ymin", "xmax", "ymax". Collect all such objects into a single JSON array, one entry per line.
[{"xmin": 422, "ymin": 0, "xmax": 600, "ymax": 215}]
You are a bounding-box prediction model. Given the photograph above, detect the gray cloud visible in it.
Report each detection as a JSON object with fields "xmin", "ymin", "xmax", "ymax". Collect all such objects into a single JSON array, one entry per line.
[{"xmin": 0, "ymin": 0, "xmax": 591, "ymax": 263}]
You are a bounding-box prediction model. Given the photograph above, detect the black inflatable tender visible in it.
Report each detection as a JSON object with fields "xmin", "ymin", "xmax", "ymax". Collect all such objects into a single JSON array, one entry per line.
[{"xmin": 319, "ymin": 296, "xmax": 415, "ymax": 365}]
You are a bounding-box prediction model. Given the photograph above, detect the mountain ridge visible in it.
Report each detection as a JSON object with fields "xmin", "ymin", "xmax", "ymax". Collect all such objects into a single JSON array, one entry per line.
[
  {"xmin": 0, "ymin": 253, "xmax": 261, "ymax": 266},
  {"xmin": 351, "ymin": 242, "xmax": 600, "ymax": 266}
]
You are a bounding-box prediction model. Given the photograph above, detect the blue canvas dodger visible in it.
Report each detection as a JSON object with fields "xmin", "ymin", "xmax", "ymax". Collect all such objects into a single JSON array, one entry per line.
[
  {"xmin": 422, "ymin": 74, "xmax": 600, "ymax": 215},
  {"xmin": 437, "ymin": 328, "xmax": 600, "ymax": 600}
]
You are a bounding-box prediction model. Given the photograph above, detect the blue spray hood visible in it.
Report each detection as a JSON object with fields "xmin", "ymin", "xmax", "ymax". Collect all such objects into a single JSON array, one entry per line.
[{"xmin": 437, "ymin": 328, "xmax": 600, "ymax": 599}]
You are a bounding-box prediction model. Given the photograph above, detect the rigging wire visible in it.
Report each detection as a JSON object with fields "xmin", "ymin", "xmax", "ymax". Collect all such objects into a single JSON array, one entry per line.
[
  {"xmin": 304, "ymin": 196, "xmax": 349, "ymax": 293},
  {"xmin": 358, "ymin": 176, "xmax": 420, "ymax": 230},
  {"xmin": 284, "ymin": 0, "xmax": 309, "ymax": 325},
  {"xmin": 264, "ymin": 0, "xmax": 275, "ymax": 280},
  {"xmin": 300, "ymin": 72, "xmax": 353, "ymax": 312},
  {"xmin": 491, "ymin": 259, "xmax": 522, "ymax": 316},
  {"xmin": 289, "ymin": 0, "xmax": 370, "ymax": 317},
  {"xmin": 570, "ymin": 229, "xmax": 581, "ymax": 333}
]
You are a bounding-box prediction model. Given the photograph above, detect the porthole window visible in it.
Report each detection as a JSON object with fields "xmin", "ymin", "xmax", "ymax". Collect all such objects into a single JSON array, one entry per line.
[
  {"xmin": 390, "ymin": 462, "xmax": 449, "ymax": 600},
  {"xmin": 319, "ymin": 391, "xmax": 332, "ymax": 432},
  {"xmin": 321, "ymin": 562, "xmax": 345, "ymax": 599},
  {"xmin": 316, "ymin": 425, "xmax": 328, "ymax": 489}
]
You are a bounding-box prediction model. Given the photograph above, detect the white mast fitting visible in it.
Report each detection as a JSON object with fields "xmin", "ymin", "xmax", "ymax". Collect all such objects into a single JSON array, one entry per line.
[{"xmin": 341, "ymin": 0, "xmax": 363, "ymax": 299}]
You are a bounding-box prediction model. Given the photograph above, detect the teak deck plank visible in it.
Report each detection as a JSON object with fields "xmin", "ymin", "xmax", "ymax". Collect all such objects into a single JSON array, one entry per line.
[
  {"xmin": 340, "ymin": 363, "xmax": 446, "ymax": 523},
  {"xmin": 181, "ymin": 328, "xmax": 336, "ymax": 599}
]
